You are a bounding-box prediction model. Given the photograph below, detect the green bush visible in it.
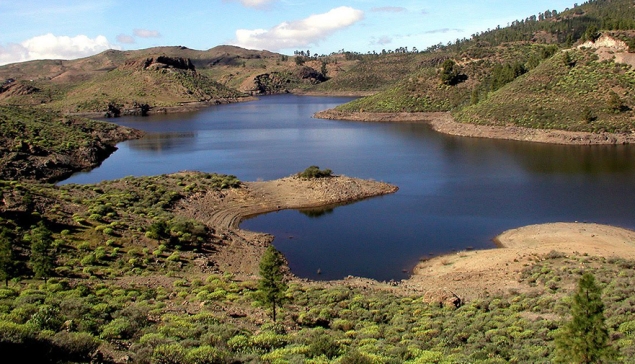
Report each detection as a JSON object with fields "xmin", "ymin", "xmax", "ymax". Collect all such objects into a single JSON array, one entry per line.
[
  {"xmin": 50, "ymin": 331, "xmax": 100, "ymax": 363},
  {"xmin": 152, "ymin": 343, "xmax": 187, "ymax": 364},
  {"xmin": 298, "ymin": 166, "xmax": 333, "ymax": 179},
  {"xmin": 100, "ymin": 318, "xmax": 134, "ymax": 340},
  {"xmin": 185, "ymin": 345, "xmax": 227, "ymax": 364}
]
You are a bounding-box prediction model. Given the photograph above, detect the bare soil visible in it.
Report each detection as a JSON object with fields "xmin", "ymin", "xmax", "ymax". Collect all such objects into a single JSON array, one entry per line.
[
  {"xmin": 314, "ymin": 110, "xmax": 635, "ymax": 145},
  {"xmin": 401, "ymin": 222, "xmax": 635, "ymax": 300}
]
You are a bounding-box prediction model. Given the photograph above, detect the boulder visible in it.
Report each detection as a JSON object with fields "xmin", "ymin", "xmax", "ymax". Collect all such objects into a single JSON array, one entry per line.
[{"xmin": 422, "ymin": 288, "xmax": 462, "ymax": 308}]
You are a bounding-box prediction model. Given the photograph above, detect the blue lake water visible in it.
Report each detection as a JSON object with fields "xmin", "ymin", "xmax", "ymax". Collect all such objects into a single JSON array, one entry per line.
[{"xmin": 63, "ymin": 95, "xmax": 635, "ymax": 281}]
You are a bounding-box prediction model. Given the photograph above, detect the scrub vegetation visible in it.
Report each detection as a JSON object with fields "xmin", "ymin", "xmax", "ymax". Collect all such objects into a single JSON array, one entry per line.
[{"xmin": 3, "ymin": 0, "xmax": 635, "ymax": 362}]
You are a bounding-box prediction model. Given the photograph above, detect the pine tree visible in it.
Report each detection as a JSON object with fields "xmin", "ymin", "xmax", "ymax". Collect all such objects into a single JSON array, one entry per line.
[
  {"xmin": 440, "ymin": 59, "xmax": 461, "ymax": 85},
  {"xmin": 29, "ymin": 222, "xmax": 55, "ymax": 283},
  {"xmin": 555, "ymin": 272, "xmax": 615, "ymax": 363},
  {"xmin": 257, "ymin": 245, "xmax": 287, "ymax": 322}
]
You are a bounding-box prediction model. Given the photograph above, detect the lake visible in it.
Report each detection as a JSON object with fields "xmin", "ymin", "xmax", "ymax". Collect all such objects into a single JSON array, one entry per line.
[{"xmin": 63, "ymin": 95, "xmax": 635, "ymax": 281}]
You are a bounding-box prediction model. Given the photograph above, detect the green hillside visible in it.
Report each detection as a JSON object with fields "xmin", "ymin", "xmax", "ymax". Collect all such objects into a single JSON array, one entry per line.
[
  {"xmin": 335, "ymin": 43, "xmax": 559, "ymax": 113},
  {"xmin": 455, "ymin": 48, "xmax": 635, "ymax": 133},
  {"xmin": 311, "ymin": 52, "xmax": 423, "ymax": 93},
  {"xmin": 0, "ymin": 106, "xmax": 141, "ymax": 181},
  {"xmin": 55, "ymin": 63, "xmax": 245, "ymax": 114}
]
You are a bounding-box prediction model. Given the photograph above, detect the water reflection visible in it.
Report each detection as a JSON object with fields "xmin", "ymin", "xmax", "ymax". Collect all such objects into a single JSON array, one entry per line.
[
  {"xmin": 498, "ymin": 142, "xmax": 635, "ymax": 175},
  {"xmin": 128, "ymin": 132, "xmax": 196, "ymax": 152},
  {"xmin": 298, "ymin": 207, "xmax": 335, "ymax": 218}
]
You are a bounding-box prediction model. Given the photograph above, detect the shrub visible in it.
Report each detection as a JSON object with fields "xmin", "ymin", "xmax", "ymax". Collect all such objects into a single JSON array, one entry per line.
[
  {"xmin": 50, "ymin": 331, "xmax": 100, "ymax": 363},
  {"xmin": 100, "ymin": 318, "xmax": 134, "ymax": 340},
  {"xmin": 298, "ymin": 166, "xmax": 333, "ymax": 179},
  {"xmin": 186, "ymin": 345, "xmax": 227, "ymax": 364},
  {"xmin": 152, "ymin": 343, "xmax": 187, "ymax": 364},
  {"xmin": 227, "ymin": 335, "xmax": 250, "ymax": 352}
]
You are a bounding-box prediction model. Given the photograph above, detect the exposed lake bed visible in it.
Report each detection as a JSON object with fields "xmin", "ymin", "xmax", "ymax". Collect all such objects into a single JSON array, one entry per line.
[{"xmin": 62, "ymin": 94, "xmax": 635, "ymax": 281}]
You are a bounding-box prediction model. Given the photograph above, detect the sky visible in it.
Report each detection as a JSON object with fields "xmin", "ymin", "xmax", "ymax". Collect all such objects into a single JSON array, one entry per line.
[{"xmin": 0, "ymin": 0, "xmax": 579, "ymax": 66}]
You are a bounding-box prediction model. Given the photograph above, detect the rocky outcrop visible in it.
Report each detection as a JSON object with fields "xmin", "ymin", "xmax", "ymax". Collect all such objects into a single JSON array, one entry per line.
[
  {"xmin": 0, "ymin": 81, "xmax": 40, "ymax": 100},
  {"xmin": 578, "ymin": 34, "xmax": 629, "ymax": 51},
  {"xmin": 295, "ymin": 66, "xmax": 327, "ymax": 84},
  {"xmin": 422, "ymin": 288, "xmax": 462, "ymax": 308},
  {"xmin": 121, "ymin": 56, "xmax": 196, "ymax": 73},
  {"xmin": 252, "ymin": 67, "xmax": 327, "ymax": 95}
]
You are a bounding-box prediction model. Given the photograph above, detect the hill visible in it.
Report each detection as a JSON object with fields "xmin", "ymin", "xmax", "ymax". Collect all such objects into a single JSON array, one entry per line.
[
  {"xmin": 0, "ymin": 45, "xmax": 338, "ymax": 114},
  {"xmin": 335, "ymin": 43, "xmax": 559, "ymax": 113},
  {"xmin": 328, "ymin": 1, "xmax": 635, "ymax": 136},
  {"xmin": 455, "ymin": 44, "xmax": 635, "ymax": 133},
  {"xmin": 309, "ymin": 52, "xmax": 424, "ymax": 94},
  {"xmin": 0, "ymin": 106, "xmax": 142, "ymax": 182}
]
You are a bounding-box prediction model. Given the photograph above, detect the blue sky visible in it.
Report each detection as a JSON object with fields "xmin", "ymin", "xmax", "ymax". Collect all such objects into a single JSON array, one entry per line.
[{"xmin": 0, "ymin": 0, "xmax": 578, "ymax": 65}]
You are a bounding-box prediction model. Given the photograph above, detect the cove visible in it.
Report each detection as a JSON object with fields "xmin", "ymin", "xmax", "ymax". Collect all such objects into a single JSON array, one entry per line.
[{"xmin": 62, "ymin": 95, "xmax": 635, "ymax": 281}]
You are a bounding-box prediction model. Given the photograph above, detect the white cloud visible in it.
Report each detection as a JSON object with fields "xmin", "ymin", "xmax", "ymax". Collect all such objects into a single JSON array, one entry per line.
[
  {"xmin": 0, "ymin": 33, "xmax": 117, "ymax": 66},
  {"xmin": 234, "ymin": 6, "xmax": 364, "ymax": 51},
  {"xmin": 133, "ymin": 29, "xmax": 161, "ymax": 38},
  {"xmin": 116, "ymin": 34, "xmax": 136, "ymax": 44}
]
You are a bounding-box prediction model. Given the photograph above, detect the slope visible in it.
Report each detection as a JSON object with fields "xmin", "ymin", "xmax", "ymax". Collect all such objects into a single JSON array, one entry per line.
[
  {"xmin": 335, "ymin": 43, "xmax": 559, "ymax": 113},
  {"xmin": 455, "ymin": 46, "xmax": 635, "ymax": 133}
]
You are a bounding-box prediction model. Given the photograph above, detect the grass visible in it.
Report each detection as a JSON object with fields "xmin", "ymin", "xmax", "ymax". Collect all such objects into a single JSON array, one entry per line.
[
  {"xmin": 312, "ymin": 53, "xmax": 423, "ymax": 93},
  {"xmin": 49, "ymin": 69, "xmax": 246, "ymax": 113}
]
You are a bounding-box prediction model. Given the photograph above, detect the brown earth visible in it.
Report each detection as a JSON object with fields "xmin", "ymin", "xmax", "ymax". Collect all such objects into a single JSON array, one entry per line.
[
  {"xmin": 175, "ymin": 175, "xmax": 398, "ymax": 277},
  {"xmin": 400, "ymin": 222, "xmax": 635, "ymax": 301},
  {"xmin": 314, "ymin": 109, "xmax": 635, "ymax": 145}
]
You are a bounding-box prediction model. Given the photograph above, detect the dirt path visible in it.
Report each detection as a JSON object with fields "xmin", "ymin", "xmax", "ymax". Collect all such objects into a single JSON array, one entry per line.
[
  {"xmin": 175, "ymin": 175, "xmax": 398, "ymax": 275},
  {"xmin": 315, "ymin": 110, "xmax": 635, "ymax": 145},
  {"xmin": 401, "ymin": 222, "xmax": 635, "ymax": 300}
]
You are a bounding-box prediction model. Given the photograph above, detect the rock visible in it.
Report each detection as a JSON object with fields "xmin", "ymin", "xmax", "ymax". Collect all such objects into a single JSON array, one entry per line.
[
  {"xmin": 422, "ymin": 288, "xmax": 462, "ymax": 308},
  {"xmin": 121, "ymin": 56, "xmax": 196, "ymax": 73}
]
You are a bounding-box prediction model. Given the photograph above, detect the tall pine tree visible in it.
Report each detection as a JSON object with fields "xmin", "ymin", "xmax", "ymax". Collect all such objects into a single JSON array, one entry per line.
[
  {"xmin": 257, "ymin": 245, "xmax": 287, "ymax": 322},
  {"xmin": 29, "ymin": 222, "xmax": 55, "ymax": 283},
  {"xmin": 555, "ymin": 272, "xmax": 615, "ymax": 363}
]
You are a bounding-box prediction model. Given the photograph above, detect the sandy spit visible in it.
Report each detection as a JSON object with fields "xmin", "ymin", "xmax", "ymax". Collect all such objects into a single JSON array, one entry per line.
[{"xmin": 175, "ymin": 175, "xmax": 398, "ymax": 275}]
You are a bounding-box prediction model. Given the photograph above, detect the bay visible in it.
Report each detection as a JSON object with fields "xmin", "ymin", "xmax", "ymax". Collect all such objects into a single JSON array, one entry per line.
[{"xmin": 62, "ymin": 95, "xmax": 635, "ymax": 281}]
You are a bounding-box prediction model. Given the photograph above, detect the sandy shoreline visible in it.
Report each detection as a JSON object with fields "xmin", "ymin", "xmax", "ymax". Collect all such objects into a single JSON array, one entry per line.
[
  {"xmin": 401, "ymin": 222, "xmax": 635, "ymax": 300},
  {"xmin": 315, "ymin": 109, "xmax": 635, "ymax": 145}
]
